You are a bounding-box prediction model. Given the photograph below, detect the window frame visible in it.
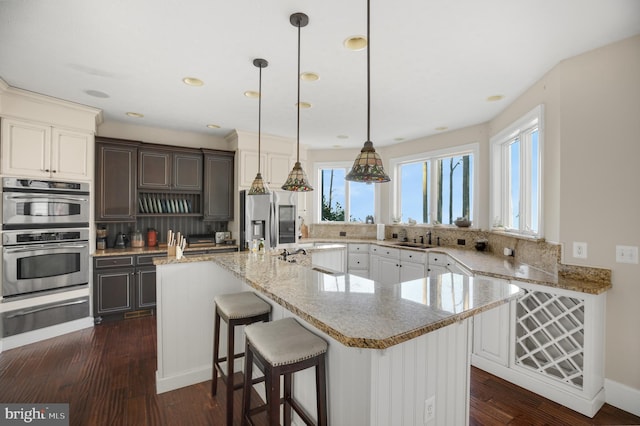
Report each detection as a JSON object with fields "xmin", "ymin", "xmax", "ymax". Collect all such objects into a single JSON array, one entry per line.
[
  {"xmin": 389, "ymin": 143, "xmax": 479, "ymax": 225},
  {"xmin": 313, "ymin": 161, "xmax": 379, "ymax": 223},
  {"xmin": 490, "ymin": 104, "xmax": 544, "ymax": 237}
]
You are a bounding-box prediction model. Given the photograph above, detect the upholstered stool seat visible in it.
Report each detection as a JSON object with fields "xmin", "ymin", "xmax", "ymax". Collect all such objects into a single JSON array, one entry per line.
[
  {"xmin": 212, "ymin": 291, "xmax": 271, "ymax": 426},
  {"xmin": 241, "ymin": 317, "xmax": 328, "ymax": 426}
]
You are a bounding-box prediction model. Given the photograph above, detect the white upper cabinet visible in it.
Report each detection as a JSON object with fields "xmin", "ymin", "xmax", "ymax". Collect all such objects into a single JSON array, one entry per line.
[
  {"xmin": 239, "ymin": 150, "xmax": 294, "ymax": 189},
  {"xmin": 2, "ymin": 118, "xmax": 93, "ymax": 180}
]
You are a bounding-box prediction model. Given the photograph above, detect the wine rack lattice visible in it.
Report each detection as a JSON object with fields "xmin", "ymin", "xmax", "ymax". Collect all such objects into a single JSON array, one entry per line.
[{"xmin": 515, "ymin": 289, "xmax": 585, "ymax": 389}]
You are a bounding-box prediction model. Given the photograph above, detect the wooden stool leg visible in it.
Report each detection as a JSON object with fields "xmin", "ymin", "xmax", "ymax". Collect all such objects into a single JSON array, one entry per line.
[
  {"xmin": 268, "ymin": 366, "xmax": 281, "ymax": 426},
  {"xmin": 316, "ymin": 355, "xmax": 328, "ymax": 426},
  {"xmin": 226, "ymin": 321, "xmax": 235, "ymax": 426},
  {"xmin": 283, "ymin": 372, "xmax": 292, "ymax": 426},
  {"xmin": 211, "ymin": 310, "xmax": 221, "ymax": 396},
  {"xmin": 241, "ymin": 340, "xmax": 254, "ymax": 426}
]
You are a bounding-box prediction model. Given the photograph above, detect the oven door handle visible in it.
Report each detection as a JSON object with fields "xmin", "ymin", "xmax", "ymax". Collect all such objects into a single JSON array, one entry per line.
[
  {"xmin": 4, "ymin": 299, "xmax": 88, "ymax": 319},
  {"xmin": 5, "ymin": 194, "xmax": 89, "ymax": 202},
  {"xmin": 3, "ymin": 243, "xmax": 88, "ymax": 252}
]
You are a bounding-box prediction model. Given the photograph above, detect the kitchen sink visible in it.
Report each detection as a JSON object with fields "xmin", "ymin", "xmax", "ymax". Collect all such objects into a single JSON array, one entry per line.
[{"xmin": 390, "ymin": 242, "xmax": 435, "ymax": 250}]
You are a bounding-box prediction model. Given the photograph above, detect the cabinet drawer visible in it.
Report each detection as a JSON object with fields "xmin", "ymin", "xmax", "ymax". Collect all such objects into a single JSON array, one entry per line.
[
  {"xmin": 348, "ymin": 243, "xmax": 369, "ymax": 253},
  {"xmin": 94, "ymin": 256, "xmax": 135, "ymax": 269},
  {"xmin": 375, "ymin": 247, "xmax": 399, "ymax": 259},
  {"xmin": 348, "ymin": 253, "xmax": 369, "ymax": 268},
  {"xmin": 401, "ymin": 249, "xmax": 427, "ymax": 264},
  {"xmin": 137, "ymin": 254, "xmax": 162, "ymax": 266},
  {"xmin": 428, "ymin": 253, "xmax": 451, "ymax": 267}
]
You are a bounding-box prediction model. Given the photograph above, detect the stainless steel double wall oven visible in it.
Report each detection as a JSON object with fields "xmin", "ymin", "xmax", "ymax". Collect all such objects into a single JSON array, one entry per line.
[{"xmin": 1, "ymin": 178, "xmax": 91, "ymax": 337}]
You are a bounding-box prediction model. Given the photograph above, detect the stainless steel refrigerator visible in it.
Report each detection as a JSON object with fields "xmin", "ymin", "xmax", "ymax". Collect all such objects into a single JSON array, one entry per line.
[{"xmin": 239, "ymin": 190, "xmax": 297, "ymax": 251}]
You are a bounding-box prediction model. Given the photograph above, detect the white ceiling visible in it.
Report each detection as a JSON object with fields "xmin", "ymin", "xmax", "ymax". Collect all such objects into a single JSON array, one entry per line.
[{"xmin": 1, "ymin": 0, "xmax": 639, "ymax": 149}]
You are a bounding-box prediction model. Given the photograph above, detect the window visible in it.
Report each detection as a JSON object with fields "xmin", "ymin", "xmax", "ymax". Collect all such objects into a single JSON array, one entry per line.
[
  {"xmin": 392, "ymin": 144, "xmax": 477, "ymax": 225},
  {"xmin": 315, "ymin": 163, "xmax": 375, "ymax": 222},
  {"xmin": 491, "ymin": 105, "xmax": 543, "ymax": 236}
]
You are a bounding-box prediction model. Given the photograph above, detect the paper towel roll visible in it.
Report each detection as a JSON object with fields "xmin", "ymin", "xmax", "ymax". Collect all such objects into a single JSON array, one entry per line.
[{"xmin": 377, "ymin": 224, "xmax": 385, "ymax": 241}]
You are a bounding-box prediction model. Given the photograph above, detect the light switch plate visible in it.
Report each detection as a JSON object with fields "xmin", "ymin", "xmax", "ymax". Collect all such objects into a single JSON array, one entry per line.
[
  {"xmin": 573, "ymin": 242, "xmax": 588, "ymax": 259},
  {"xmin": 616, "ymin": 245, "xmax": 639, "ymax": 264}
]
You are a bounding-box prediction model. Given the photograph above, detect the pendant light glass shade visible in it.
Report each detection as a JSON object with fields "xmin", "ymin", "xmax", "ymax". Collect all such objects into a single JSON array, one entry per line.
[
  {"xmin": 248, "ymin": 58, "xmax": 271, "ymax": 195},
  {"xmin": 282, "ymin": 13, "xmax": 314, "ymax": 192},
  {"xmin": 345, "ymin": 0, "xmax": 390, "ymax": 183},
  {"xmin": 345, "ymin": 141, "xmax": 390, "ymax": 182}
]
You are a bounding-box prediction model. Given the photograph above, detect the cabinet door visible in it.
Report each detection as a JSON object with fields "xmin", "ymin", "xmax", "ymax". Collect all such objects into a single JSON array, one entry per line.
[
  {"xmin": 94, "ymin": 267, "xmax": 134, "ymax": 315},
  {"xmin": 203, "ymin": 150, "xmax": 234, "ymax": 220},
  {"xmin": 473, "ymin": 301, "xmax": 510, "ymax": 366},
  {"xmin": 378, "ymin": 257, "xmax": 400, "ymax": 285},
  {"xmin": 95, "ymin": 141, "xmax": 138, "ymax": 222},
  {"xmin": 173, "ymin": 152, "xmax": 202, "ymax": 191},
  {"xmin": 136, "ymin": 266, "xmax": 157, "ymax": 309},
  {"xmin": 400, "ymin": 261, "xmax": 426, "ymax": 282},
  {"xmin": 266, "ymin": 153, "xmax": 293, "ymax": 187},
  {"xmin": 51, "ymin": 128, "xmax": 92, "ymax": 180},
  {"xmin": 1, "ymin": 118, "xmax": 50, "ymax": 177},
  {"xmin": 312, "ymin": 250, "xmax": 346, "ymax": 273},
  {"xmin": 138, "ymin": 149, "xmax": 171, "ymax": 189}
]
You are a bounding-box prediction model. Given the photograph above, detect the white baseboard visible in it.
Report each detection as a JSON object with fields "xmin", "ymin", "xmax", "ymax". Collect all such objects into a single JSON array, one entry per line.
[
  {"xmin": 156, "ymin": 366, "xmax": 212, "ymax": 394},
  {"xmin": 605, "ymin": 379, "xmax": 640, "ymax": 417},
  {"xmin": 0, "ymin": 317, "xmax": 93, "ymax": 353}
]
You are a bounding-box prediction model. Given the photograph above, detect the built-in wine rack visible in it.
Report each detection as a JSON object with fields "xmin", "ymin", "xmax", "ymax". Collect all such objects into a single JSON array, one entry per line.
[{"xmin": 515, "ymin": 289, "xmax": 586, "ymax": 390}]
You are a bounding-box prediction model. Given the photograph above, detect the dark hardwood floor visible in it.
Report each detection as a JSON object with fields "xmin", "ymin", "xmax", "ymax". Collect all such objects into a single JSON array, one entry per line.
[{"xmin": 0, "ymin": 316, "xmax": 638, "ymax": 425}]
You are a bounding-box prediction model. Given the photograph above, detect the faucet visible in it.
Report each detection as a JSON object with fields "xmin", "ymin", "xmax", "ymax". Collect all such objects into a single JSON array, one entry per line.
[
  {"xmin": 280, "ymin": 249, "xmax": 290, "ymax": 260},
  {"xmin": 437, "ymin": 236, "xmax": 440, "ymax": 246},
  {"xmin": 420, "ymin": 235, "xmax": 424, "ymax": 244},
  {"xmin": 426, "ymin": 231, "xmax": 432, "ymax": 245}
]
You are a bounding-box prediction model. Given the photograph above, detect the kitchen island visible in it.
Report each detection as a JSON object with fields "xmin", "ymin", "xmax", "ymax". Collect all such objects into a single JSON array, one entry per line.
[{"xmin": 154, "ymin": 251, "xmax": 521, "ymax": 425}]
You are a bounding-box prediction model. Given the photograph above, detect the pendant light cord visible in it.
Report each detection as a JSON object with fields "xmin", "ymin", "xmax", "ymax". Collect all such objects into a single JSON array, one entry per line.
[
  {"xmin": 367, "ymin": 0, "xmax": 371, "ymax": 143},
  {"xmin": 296, "ymin": 19, "xmax": 301, "ymax": 163},
  {"xmin": 258, "ymin": 64, "xmax": 263, "ymax": 173}
]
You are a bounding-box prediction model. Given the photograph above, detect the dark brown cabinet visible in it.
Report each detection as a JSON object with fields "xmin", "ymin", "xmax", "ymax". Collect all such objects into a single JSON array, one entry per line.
[
  {"xmin": 138, "ymin": 146, "xmax": 202, "ymax": 191},
  {"xmin": 93, "ymin": 254, "xmax": 158, "ymax": 323},
  {"xmin": 95, "ymin": 138, "xmax": 139, "ymax": 222},
  {"xmin": 203, "ymin": 149, "xmax": 235, "ymax": 221}
]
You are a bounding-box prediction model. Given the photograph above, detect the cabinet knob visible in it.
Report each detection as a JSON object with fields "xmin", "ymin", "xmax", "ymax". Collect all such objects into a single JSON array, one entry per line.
[
  {"xmin": 45, "ymin": 169, "xmax": 50, "ymax": 172},
  {"xmin": 52, "ymin": 170, "xmax": 57, "ymax": 173}
]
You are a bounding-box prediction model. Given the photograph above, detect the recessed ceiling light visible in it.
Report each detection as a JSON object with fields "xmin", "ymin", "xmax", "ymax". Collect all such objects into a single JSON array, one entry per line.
[
  {"xmin": 296, "ymin": 102, "xmax": 312, "ymax": 109},
  {"xmin": 182, "ymin": 77, "xmax": 204, "ymax": 86},
  {"xmin": 337, "ymin": 135, "xmax": 349, "ymax": 139},
  {"xmin": 206, "ymin": 124, "xmax": 220, "ymax": 129},
  {"xmin": 85, "ymin": 89, "xmax": 109, "ymax": 98},
  {"xmin": 344, "ymin": 36, "xmax": 367, "ymax": 51},
  {"xmin": 394, "ymin": 137, "xmax": 405, "ymax": 142},
  {"xmin": 300, "ymin": 72, "xmax": 319, "ymax": 82},
  {"xmin": 486, "ymin": 95, "xmax": 504, "ymax": 102},
  {"xmin": 244, "ymin": 91, "xmax": 260, "ymax": 98},
  {"xmin": 126, "ymin": 112, "xmax": 144, "ymax": 118},
  {"xmin": 435, "ymin": 126, "xmax": 448, "ymax": 131},
  {"xmin": 332, "ymin": 145, "xmax": 342, "ymax": 148}
]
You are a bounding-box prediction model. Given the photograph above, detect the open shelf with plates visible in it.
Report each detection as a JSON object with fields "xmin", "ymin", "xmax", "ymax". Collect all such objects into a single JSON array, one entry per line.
[{"xmin": 137, "ymin": 192, "xmax": 201, "ymax": 217}]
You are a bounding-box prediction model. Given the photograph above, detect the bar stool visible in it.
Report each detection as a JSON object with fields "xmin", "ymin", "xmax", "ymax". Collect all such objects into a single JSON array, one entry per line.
[
  {"xmin": 212, "ymin": 291, "xmax": 271, "ymax": 426},
  {"xmin": 241, "ymin": 317, "xmax": 328, "ymax": 426}
]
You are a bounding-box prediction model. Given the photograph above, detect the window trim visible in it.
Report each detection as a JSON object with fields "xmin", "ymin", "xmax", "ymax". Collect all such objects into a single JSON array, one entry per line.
[
  {"xmin": 490, "ymin": 104, "xmax": 544, "ymax": 237},
  {"xmin": 389, "ymin": 143, "xmax": 479, "ymax": 225},
  {"xmin": 313, "ymin": 161, "xmax": 380, "ymax": 223}
]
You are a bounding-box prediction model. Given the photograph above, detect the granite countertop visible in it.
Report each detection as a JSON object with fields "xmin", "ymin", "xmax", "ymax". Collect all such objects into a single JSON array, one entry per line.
[
  {"xmin": 299, "ymin": 238, "xmax": 611, "ymax": 294},
  {"xmin": 93, "ymin": 244, "xmax": 238, "ymax": 257},
  {"xmin": 163, "ymin": 251, "xmax": 521, "ymax": 349}
]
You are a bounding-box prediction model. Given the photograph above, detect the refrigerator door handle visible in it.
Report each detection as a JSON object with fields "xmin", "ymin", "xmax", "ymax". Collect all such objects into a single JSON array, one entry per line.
[{"xmin": 269, "ymin": 201, "xmax": 277, "ymax": 248}]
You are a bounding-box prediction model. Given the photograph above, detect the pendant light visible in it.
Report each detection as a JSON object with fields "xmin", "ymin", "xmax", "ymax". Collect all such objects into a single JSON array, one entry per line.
[
  {"xmin": 345, "ymin": 0, "xmax": 390, "ymax": 183},
  {"xmin": 282, "ymin": 12, "xmax": 314, "ymax": 192},
  {"xmin": 248, "ymin": 58, "xmax": 270, "ymax": 195}
]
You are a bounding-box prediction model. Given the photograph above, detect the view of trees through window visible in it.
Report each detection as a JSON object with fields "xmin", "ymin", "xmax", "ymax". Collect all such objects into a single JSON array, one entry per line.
[
  {"xmin": 399, "ymin": 154, "xmax": 473, "ymax": 225},
  {"xmin": 321, "ymin": 168, "xmax": 374, "ymax": 222}
]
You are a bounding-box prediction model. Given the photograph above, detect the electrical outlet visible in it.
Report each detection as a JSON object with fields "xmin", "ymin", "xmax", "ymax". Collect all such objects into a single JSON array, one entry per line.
[
  {"xmin": 424, "ymin": 396, "xmax": 435, "ymax": 423},
  {"xmin": 457, "ymin": 239, "xmax": 465, "ymax": 246},
  {"xmin": 339, "ymin": 231, "xmax": 347, "ymax": 237},
  {"xmin": 616, "ymin": 245, "xmax": 639, "ymax": 264},
  {"xmin": 573, "ymin": 242, "xmax": 588, "ymax": 259}
]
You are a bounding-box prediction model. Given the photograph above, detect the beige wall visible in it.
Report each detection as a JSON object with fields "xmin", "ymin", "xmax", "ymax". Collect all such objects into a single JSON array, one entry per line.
[
  {"xmin": 556, "ymin": 35, "xmax": 640, "ymax": 389},
  {"xmin": 309, "ymin": 35, "xmax": 640, "ymax": 393}
]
